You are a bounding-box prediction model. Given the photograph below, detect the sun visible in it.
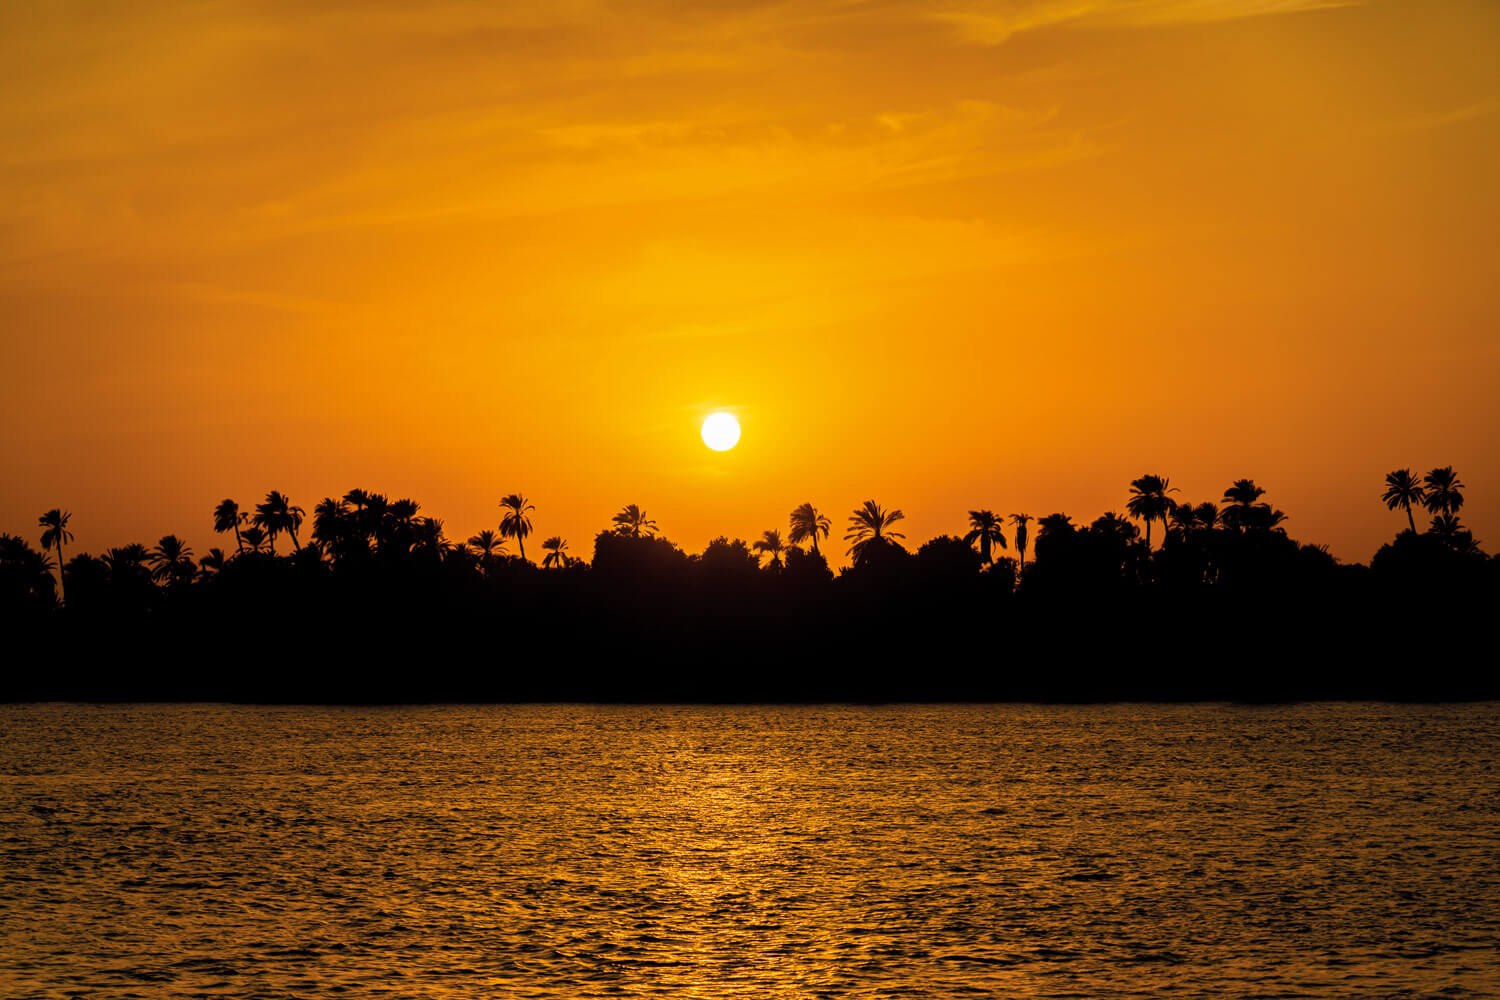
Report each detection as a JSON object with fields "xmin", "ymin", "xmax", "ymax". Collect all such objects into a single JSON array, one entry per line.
[{"xmin": 701, "ymin": 412, "xmax": 741, "ymax": 451}]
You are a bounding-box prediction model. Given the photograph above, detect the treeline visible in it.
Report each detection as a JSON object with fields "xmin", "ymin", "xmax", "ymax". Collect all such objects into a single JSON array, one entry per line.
[{"xmin": 3, "ymin": 469, "xmax": 1495, "ymax": 701}]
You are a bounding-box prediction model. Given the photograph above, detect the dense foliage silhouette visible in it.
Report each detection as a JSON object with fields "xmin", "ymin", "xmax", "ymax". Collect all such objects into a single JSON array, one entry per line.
[{"xmin": 2, "ymin": 471, "xmax": 1495, "ymax": 701}]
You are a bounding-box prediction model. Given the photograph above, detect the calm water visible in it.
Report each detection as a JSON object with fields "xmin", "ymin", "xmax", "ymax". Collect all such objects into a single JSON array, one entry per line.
[{"xmin": 1, "ymin": 704, "xmax": 1498, "ymax": 998}]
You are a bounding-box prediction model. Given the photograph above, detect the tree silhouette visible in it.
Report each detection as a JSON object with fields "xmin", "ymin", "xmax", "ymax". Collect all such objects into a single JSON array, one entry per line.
[
  {"xmin": 253, "ymin": 491, "xmax": 304, "ymax": 553},
  {"xmin": 499, "ymin": 493, "xmax": 535, "ymax": 561},
  {"xmin": 1381, "ymin": 469, "xmax": 1426, "ymax": 534},
  {"xmin": 1220, "ymin": 479, "xmax": 1267, "ymax": 532},
  {"xmin": 1423, "ymin": 467, "xmax": 1465, "ymax": 517},
  {"xmin": 612, "ymin": 504, "xmax": 658, "ymax": 538},
  {"xmin": 149, "ymin": 535, "xmax": 195, "ymax": 586},
  {"xmin": 541, "ymin": 535, "xmax": 570, "ymax": 569},
  {"xmin": 240, "ymin": 525, "xmax": 268, "ymax": 553},
  {"xmin": 963, "ymin": 510, "xmax": 1007, "ymax": 565},
  {"xmin": 198, "ymin": 548, "xmax": 227, "ymax": 577},
  {"xmin": 468, "ymin": 529, "xmax": 507, "ymax": 575},
  {"xmin": 1169, "ymin": 503, "xmax": 1199, "ymax": 538},
  {"xmin": 788, "ymin": 503, "xmax": 832, "ymax": 556},
  {"xmin": 753, "ymin": 529, "xmax": 787, "ymax": 569},
  {"xmin": 845, "ymin": 500, "xmax": 906, "ymax": 564},
  {"xmin": 312, "ymin": 497, "xmax": 350, "ymax": 555},
  {"xmin": 213, "ymin": 499, "xmax": 246, "ymax": 555},
  {"xmin": 38, "ymin": 509, "xmax": 73, "ymax": 602},
  {"xmin": 1126, "ymin": 475, "xmax": 1178, "ymax": 549},
  {"xmin": 1195, "ymin": 502, "xmax": 1220, "ymax": 531},
  {"xmin": 1009, "ymin": 513, "xmax": 1032, "ymax": 574}
]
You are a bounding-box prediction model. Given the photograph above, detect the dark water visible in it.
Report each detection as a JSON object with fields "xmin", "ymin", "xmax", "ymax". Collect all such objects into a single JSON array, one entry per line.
[{"xmin": 1, "ymin": 704, "xmax": 1497, "ymax": 998}]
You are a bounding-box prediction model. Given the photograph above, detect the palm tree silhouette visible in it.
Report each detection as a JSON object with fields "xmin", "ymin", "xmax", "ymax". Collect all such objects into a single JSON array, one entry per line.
[
  {"xmin": 467, "ymin": 529, "xmax": 507, "ymax": 575},
  {"xmin": 38, "ymin": 509, "xmax": 73, "ymax": 602},
  {"xmin": 1381, "ymin": 469, "xmax": 1426, "ymax": 534},
  {"xmin": 213, "ymin": 499, "xmax": 246, "ymax": 555},
  {"xmin": 1126, "ymin": 475, "xmax": 1179, "ymax": 549},
  {"xmin": 198, "ymin": 548, "xmax": 227, "ymax": 577},
  {"xmin": 963, "ymin": 510, "xmax": 1007, "ymax": 565},
  {"xmin": 541, "ymin": 535, "xmax": 570, "ymax": 569},
  {"xmin": 312, "ymin": 497, "xmax": 350, "ymax": 554},
  {"xmin": 1169, "ymin": 503, "xmax": 1199, "ymax": 538},
  {"xmin": 1194, "ymin": 502, "xmax": 1220, "ymax": 531},
  {"xmin": 1009, "ymin": 513, "xmax": 1032, "ymax": 574},
  {"xmin": 753, "ymin": 529, "xmax": 787, "ymax": 568},
  {"xmin": 1423, "ymin": 467, "xmax": 1465, "ymax": 516},
  {"xmin": 1220, "ymin": 479, "xmax": 1267, "ymax": 532},
  {"xmin": 240, "ymin": 525, "xmax": 268, "ymax": 553},
  {"xmin": 149, "ymin": 535, "xmax": 195, "ymax": 586},
  {"xmin": 788, "ymin": 503, "xmax": 832, "ymax": 556},
  {"xmin": 612, "ymin": 504, "xmax": 658, "ymax": 538},
  {"xmin": 253, "ymin": 491, "xmax": 304, "ymax": 553},
  {"xmin": 499, "ymin": 493, "xmax": 535, "ymax": 561},
  {"xmin": 845, "ymin": 500, "xmax": 905, "ymax": 562}
]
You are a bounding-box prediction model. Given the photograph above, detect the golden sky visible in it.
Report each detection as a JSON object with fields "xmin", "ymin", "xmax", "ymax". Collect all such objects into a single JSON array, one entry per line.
[{"xmin": 2, "ymin": 0, "xmax": 1497, "ymax": 562}]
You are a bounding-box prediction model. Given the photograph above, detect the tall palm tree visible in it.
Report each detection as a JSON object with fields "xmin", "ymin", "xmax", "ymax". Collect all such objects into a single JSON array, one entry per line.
[
  {"xmin": 845, "ymin": 500, "xmax": 905, "ymax": 562},
  {"xmin": 1381, "ymin": 469, "xmax": 1426, "ymax": 534},
  {"xmin": 963, "ymin": 510, "xmax": 1007, "ymax": 565},
  {"xmin": 1126, "ymin": 474, "xmax": 1179, "ymax": 549},
  {"xmin": 753, "ymin": 529, "xmax": 787, "ymax": 568},
  {"xmin": 499, "ymin": 493, "xmax": 535, "ymax": 561},
  {"xmin": 38, "ymin": 509, "xmax": 73, "ymax": 602},
  {"xmin": 612, "ymin": 504, "xmax": 658, "ymax": 538},
  {"xmin": 1422, "ymin": 467, "xmax": 1465, "ymax": 516},
  {"xmin": 149, "ymin": 535, "xmax": 195, "ymax": 586},
  {"xmin": 1009, "ymin": 513, "xmax": 1032, "ymax": 574},
  {"xmin": 213, "ymin": 499, "xmax": 246, "ymax": 555},
  {"xmin": 541, "ymin": 535, "xmax": 570, "ymax": 569},
  {"xmin": 788, "ymin": 503, "xmax": 832, "ymax": 556}
]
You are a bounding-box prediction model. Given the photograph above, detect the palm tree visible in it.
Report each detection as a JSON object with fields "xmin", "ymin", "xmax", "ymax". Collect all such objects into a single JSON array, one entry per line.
[
  {"xmin": 612, "ymin": 504, "xmax": 658, "ymax": 538},
  {"xmin": 1381, "ymin": 469, "xmax": 1426, "ymax": 534},
  {"xmin": 38, "ymin": 509, "xmax": 73, "ymax": 602},
  {"xmin": 413, "ymin": 517, "xmax": 447, "ymax": 556},
  {"xmin": 1423, "ymin": 467, "xmax": 1465, "ymax": 516},
  {"xmin": 963, "ymin": 510, "xmax": 1007, "ymax": 565},
  {"xmin": 213, "ymin": 499, "xmax": 246, "ymax": 555},
  {"xmin": 753, "ymin": 529, "xmax": 787, "ymax": 568},
  {"xmin": 499, "ymin": 493, "xmax": 535, "ymax": 561},
  {"xmin": 845, "ymin": 500, "xmax": 905, "ymax": 562},
  {"xmin": 253, "ymin": 491, "xmax": 304, "ymax": 553},
  {"xmin": 240, "ymin": 525, "xmax": 268, "ymax": 553},
  {"xmin": 788, "ymin": 503, "xmax": 832, "ymax": 555},
  {"xmin": 1194, "ymin": 502, "xmax": 1220, "ymax": 531},
  {"xmin": 1169, "ymin": 503, "xmax": 1199, "ymax": 538},
  {"xmin": 467, "ymin": 529, "xmax": 507, "ymax": 575},
  {"xmin": 198, "ymin": 548, "xmax": 227, "ymax": 577},
  {"xmin": 1220, "ymin": 479, "xmax": 1267, "ymax": 532},
  {"xmin": 149, "ymin": 535, "xmax": 195, "ymax": 586},
  {"xmin": 312, "ymin": 497, "xmax": 350, "ymax": 554},
  {"xmin": 541, "ymin": 535, "xmax": 570, "ymax": 569},
  {"xmin": 1009, "ymin": 513, "xmax": 1032, "ymax": 574},
  {"xmin": 1126, "ymin": 475, "xmax": 1179, "ymax": 549}
]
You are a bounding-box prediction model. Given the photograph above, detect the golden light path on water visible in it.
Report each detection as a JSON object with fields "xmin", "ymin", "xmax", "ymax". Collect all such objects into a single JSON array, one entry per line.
[{"xmin": 1, "ymin": 704, "xmax": 1498, "ymax": 997}]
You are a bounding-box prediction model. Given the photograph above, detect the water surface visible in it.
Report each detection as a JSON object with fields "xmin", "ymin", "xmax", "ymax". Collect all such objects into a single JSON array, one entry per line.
[{"xmin": 2, "ymin": 703, "xmax": 1497, "ymax": 997}]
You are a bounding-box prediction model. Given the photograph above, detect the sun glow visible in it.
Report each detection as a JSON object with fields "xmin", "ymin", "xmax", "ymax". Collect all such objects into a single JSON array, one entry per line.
[{"xmin": 701, "ymin": 412, "xmax": 741, "ymax": 452}]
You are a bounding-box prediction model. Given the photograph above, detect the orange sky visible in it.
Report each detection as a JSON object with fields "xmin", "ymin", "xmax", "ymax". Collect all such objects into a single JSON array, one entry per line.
[{"xmin": 2, "ymin": 0, "xmax": 1497, "ymax": 563}]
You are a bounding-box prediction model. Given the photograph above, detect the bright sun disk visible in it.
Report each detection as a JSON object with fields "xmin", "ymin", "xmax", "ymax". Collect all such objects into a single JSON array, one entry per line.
[{"xmin": 701, "ymin": 412, "xmax": 741, "ymax": 451}]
